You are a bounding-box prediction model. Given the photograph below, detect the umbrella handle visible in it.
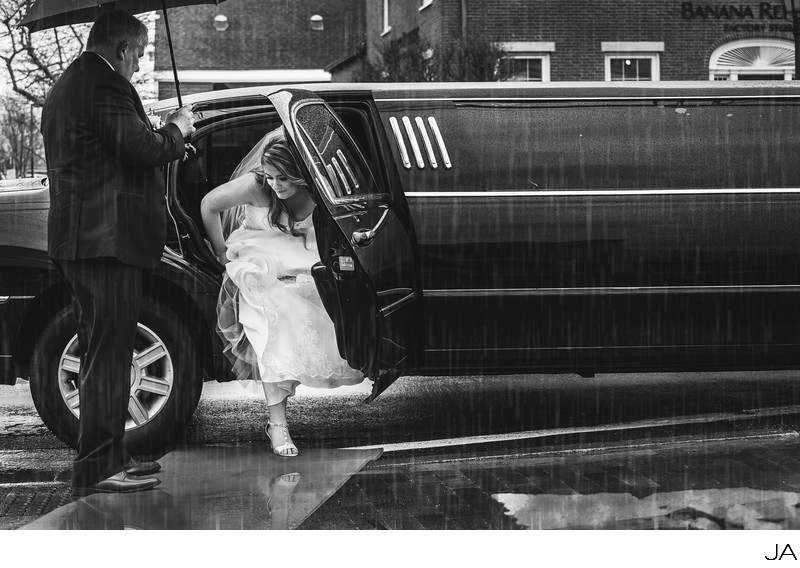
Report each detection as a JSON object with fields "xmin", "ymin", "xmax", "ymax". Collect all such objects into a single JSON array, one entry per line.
[{"xmin": 161, "ymin": 0, "xmax": 183, "ymax": 107}]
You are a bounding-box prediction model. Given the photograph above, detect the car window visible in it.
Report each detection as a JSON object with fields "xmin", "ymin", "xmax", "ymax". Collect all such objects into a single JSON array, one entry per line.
[
  {"xmin": 176, "ymin": 115, "xmax": 279, "ymax": 236},
  {"xmin": 292, "ymin": 102, "xmax": 384, "ymax": 203},
  {"xmin": 378, "ymin": 99, "xmax": 800, "ymax": 192},
  {"xmin": 191, "ymin": 117, "xmax": 275, "ymax": 185}
]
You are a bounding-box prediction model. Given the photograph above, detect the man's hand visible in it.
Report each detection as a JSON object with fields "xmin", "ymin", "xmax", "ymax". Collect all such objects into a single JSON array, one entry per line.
[{"xmin": 165, "ymin": 104, "xmax": 196, "ymax": 138}]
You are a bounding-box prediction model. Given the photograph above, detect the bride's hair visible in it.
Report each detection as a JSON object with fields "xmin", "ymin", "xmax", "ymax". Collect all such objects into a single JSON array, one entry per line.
[{"xmin": 253, "ymin": 137, "xmax": 311, "ymax": 244}]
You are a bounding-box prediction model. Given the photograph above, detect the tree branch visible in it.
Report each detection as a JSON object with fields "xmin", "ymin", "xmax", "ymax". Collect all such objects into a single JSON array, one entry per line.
[{"xmin": 0, "ymin": 0, "xmax": 88, "ymax": 106}]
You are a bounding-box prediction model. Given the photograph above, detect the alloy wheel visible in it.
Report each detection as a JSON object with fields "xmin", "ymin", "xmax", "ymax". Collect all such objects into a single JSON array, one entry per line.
[{"xmin": 56, "ymin": 323, "xmax": 175, "ymax": 430}]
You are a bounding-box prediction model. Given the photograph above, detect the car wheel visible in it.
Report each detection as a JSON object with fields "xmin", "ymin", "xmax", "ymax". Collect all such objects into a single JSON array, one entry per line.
[{"xmin": 30, "ymin": 299, "xmax": 203, "ymax": 454}]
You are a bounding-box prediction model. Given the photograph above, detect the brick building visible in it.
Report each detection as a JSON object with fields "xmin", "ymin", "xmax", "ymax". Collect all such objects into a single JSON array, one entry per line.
[
  {"xmin": 153, "ymin": 0, "xmax": 365, "ymax": 99},
  {"xmin": 352, "ymin": 0, "xmax": 799, "ymax": 82}
]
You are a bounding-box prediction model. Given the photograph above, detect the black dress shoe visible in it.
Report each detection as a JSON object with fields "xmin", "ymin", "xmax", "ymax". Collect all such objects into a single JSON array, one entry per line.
[
  {"xmin": 73, "ymin": 472, "xmax": 160, "ymax": 497},
  {"xmin": 123, "ymin": 457, "xmax": 161, "ymax": 476}
]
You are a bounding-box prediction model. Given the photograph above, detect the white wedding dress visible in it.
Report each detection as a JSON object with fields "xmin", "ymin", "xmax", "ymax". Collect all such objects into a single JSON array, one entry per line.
[{"xmin": 216, "ymin": 204, "xmax": 364, "ymax": 404}]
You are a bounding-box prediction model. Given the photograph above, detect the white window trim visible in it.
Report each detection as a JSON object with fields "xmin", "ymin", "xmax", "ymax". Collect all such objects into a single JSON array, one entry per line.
[
  {"xmin": 419, "ymin": 0, "xmax": 433, "ymax": 10},
  {"xmin": 708, "ymin": 38, "xmax": 794, "ymax": 80},
  {"xmin": 496, "ymin": 41, "xmax": 556, "ymax": 53},
  {"xmin": 153, "ymin": 69, "xmax": 332, "ymax": 83},
  {"xmin": 382, "ymin": 0, "xmax": 391, "ymax": 36},
  {"xmin": 503, "ymin": 54, "xmax": 551, "ymax": 82},
  {"xmin": 712, "ymin": 69, "xmax": 793, "ymax": 80},
  {"xmin": 604, "ymin": 53, "xmax": 660, "ymax": 81},
  {"xmin": 601, "ymin": 41, "xmax": 665, "ymax": 53}
]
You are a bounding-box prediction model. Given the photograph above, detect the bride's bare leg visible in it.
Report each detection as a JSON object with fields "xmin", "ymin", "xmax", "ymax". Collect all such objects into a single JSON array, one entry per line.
[{"xmin": 263, "ymin": 388, "xmax": 298, "ymax": 457}]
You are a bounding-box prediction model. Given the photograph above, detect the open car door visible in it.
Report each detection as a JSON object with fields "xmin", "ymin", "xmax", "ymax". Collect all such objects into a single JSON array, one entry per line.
[{"xmin": 267, "ymin": 89, "xmax": 421, "ymax": 401}]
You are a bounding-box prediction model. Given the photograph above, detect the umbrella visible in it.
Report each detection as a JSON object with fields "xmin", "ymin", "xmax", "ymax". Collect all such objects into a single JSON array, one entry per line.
[{"xmin": 20, "ymin": 0, "xmax": 227, "ymax": 106}]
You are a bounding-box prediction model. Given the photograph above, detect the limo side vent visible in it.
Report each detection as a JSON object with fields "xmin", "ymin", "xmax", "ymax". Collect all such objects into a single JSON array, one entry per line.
[
  {"xmin": 388, "ymin": 115, "xmax": 452, "ymax": 170},
  {"xmin": 402, "ymin": 116, "xmax": 425, "ymax": 169}
]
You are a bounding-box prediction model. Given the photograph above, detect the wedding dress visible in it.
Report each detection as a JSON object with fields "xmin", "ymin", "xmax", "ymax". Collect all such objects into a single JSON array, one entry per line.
[{"xmin": 216, "ymin": 203, "xmax": 364, "ymax": 404}]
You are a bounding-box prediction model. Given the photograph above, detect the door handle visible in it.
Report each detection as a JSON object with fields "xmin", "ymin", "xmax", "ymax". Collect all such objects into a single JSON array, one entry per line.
[
  {"xmin": 352, "ymin": 229, "xmax": 375, "ymax": 247},
  {"xmin": 350, "ymin": 208, "xmax": 389, "ymax": 247}
]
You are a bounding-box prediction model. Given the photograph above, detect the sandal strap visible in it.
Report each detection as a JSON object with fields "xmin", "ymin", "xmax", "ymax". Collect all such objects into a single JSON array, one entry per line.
[{"xmin": 266, "ymin": 423, "xmax": 297, "ymax": 455}]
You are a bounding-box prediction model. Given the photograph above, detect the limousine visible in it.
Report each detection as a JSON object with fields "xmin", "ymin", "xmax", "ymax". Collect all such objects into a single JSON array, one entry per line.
[{"xmin": 1, "ymin": 81, "xmax": 799, "ymax": 451}]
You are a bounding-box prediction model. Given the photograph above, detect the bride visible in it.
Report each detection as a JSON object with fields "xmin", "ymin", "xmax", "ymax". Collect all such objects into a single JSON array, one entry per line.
[{"xmin": 200, "ymin": 129, "xmax": 364, "ymax": 457}]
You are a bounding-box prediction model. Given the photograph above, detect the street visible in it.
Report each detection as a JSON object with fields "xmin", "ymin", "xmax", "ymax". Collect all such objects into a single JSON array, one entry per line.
[{"xmin": 3, "ymin": 371, "xmax": 800, "ymax": 529}]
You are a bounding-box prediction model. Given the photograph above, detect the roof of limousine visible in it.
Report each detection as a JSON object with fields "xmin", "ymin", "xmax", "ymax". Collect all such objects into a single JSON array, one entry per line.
[{"xmin": 148, "ymin": 80, "xmax": 800, "ymax": 113}]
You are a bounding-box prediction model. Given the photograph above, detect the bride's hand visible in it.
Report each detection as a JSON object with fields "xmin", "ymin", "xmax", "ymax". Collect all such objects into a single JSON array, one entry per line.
[{"xmin": 204, "ymin": 238, "xmax": 228, "ymax": 265}]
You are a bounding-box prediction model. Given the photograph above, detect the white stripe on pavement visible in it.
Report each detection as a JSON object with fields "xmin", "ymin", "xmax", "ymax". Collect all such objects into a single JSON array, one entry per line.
[
  {"xmin": 0, "ymin": 481, "xmax": 64, "ymax": 488},
  {"xmin": 341, "ymin": 404, "xmax": 800, "ymax": 453}
]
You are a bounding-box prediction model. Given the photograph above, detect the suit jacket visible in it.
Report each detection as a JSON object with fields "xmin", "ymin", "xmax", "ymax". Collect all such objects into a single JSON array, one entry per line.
[{"xmin": 42, "ymin": 51, "xmax": 185, "ymax": 269}]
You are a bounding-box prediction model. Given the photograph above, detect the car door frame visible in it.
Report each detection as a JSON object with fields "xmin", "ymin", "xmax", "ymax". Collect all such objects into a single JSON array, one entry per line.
[{"xmin": 266, "ymin": 88, "xmax": 422, "ymax": 400}]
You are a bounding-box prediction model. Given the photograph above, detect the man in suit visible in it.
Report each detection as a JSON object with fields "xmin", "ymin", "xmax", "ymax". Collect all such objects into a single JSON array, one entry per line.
[{"xmin": 41, "ymin": 10, "xmax": 195, "ymax": 495}]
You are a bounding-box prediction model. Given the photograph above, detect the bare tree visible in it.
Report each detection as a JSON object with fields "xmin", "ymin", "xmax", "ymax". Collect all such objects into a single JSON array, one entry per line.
[
  {"xmin": 0, "ymin": 94, "xmax": 42, "ymax": 178},
  {"xmin": 0, "ymin": 0, "xmax": 90, "ymax": 107},
  {"xmin": 438, "ymin": 33, "xmax": 509, "ymax": 82},
  {"xmin": 363, "ymin": 29, "xmax": 435, "ymax": 82},
  {"xmin": 360, "ymin": 28, "xmax": 509, "ymax": 83},
  {"xmin": 0, "ymin": 3, "xmax": 157, "ymax": 179}
]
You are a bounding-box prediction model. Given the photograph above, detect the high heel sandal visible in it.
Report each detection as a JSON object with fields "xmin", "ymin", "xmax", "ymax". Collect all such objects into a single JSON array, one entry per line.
[{"xmin": 265, "ymin": 422, "xmax": 299, "ymax": 457}]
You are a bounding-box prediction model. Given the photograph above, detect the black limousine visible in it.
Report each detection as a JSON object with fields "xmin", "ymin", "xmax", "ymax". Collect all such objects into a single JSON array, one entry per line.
[{"xmin": 1, "ymin": 81, "xmax": 799, "ymax": 450}]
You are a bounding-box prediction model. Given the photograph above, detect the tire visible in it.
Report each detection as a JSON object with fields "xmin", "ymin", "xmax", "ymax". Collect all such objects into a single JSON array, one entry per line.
[{"xmin": 30, "ymin": 299, "xmax": 203, "ymax": 454}]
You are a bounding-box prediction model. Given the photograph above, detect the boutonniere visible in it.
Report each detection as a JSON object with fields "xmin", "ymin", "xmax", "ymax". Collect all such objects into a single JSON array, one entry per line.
[{"xmin": 147, "ymin": 110, "xmax": 164, "ymax": 130}]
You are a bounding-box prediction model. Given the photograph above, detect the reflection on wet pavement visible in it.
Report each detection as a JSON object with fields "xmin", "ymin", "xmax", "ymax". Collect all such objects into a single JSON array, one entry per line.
[
  {"xmin": 7, "ymin": 430, "xmax": 800, "ymax": 530},
  {"xmin": 20, "ymin": 446, "xmax": 382, "ymax": 529},
  {"xmin": 494, "ymin": 488, "xmax": 800, "ymax": 529},
  {"xmin": 303, "ymin": 434, "xmax": 800, "ymax": 529}
]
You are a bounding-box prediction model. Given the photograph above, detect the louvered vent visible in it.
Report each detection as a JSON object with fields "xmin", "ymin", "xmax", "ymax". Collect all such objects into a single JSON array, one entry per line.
[{"xmin": 388, "ymin": 116, "xmax": 452, "ymax": 170}]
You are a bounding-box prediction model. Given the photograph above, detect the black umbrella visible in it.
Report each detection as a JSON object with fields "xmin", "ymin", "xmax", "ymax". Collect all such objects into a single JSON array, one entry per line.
[{"xmin": 20, "ymin": 0, "xmax": 227, "ymax": 106}]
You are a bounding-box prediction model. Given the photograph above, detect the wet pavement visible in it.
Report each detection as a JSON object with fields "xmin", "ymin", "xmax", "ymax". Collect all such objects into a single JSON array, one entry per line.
[
  {"xmin": 4, "ymin": 376, "xmax": 800, "ymax": 530},
  {"xmin": 19, "ymin": 446, "xmax": 382, "ymax": 529},
  {"xmin": 3, "ymin": 429, "xmax": 800, "ymax": 530},
  {"xmin": 306, "ymin": 433, "xmax": 800, "ymax": 529}
]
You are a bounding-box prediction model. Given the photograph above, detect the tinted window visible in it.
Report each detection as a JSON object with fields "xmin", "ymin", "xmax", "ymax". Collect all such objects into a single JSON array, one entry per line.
[
  {"xmin": 186, "ymin": 117, "xmax": 274, "ymax": 187},
  {"xmin": 379, "ymin": 99, "xmax": 800, "ymax": 191},
  {"xmin": 176, "ymin": 115, "xmax": 279, "ymax": 234},
  {"xmin": 293, "ymin": 102, "xmax": 383, "ymax": 202}
]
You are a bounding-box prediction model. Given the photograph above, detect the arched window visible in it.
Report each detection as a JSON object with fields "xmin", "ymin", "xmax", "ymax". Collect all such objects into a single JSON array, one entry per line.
[{"xmin": 709, "ymin": 39, "xmax": 794, "ymax": 80}]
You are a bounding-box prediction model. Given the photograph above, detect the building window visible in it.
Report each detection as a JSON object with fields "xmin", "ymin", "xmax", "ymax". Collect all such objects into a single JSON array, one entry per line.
[
  {"xmin": 496, "ymin": 42, "xmax": 555, "ymax": 82},
  {"xmin": 606, "ymin": 55, "xmax": 658, "ymax": 81},
  {"xmin": 601, "ymin": 42, "xmax": 663, "ymax": 82},
  {"xmin": 708, "ymin": 39, "xmax": 794, "ymax": 80},
  {"xmin": 502, "ymin": 55, "xmax": 550, "ymax": 82},
  {"xmin": 382, "ymin": 0, "xmax": 391, "ymax": 35},
  {"xmin": 419, "ymin": 0, "xmax": 433, "ymax": 9}
]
